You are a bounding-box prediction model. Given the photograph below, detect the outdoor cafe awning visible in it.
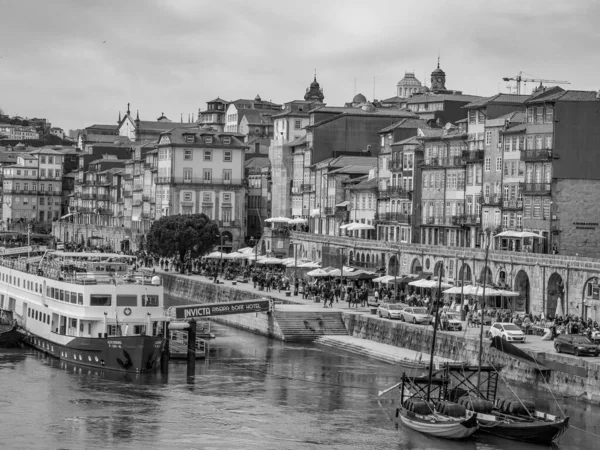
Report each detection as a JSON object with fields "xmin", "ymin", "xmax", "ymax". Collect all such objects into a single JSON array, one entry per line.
[{"xmin": 494, "ymin": 231, "xmax": 545, "ymax": 239}]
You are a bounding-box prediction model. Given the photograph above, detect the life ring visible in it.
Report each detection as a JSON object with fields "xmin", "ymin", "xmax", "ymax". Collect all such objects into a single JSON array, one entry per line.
[{"xmin": 123, "ymin": 307, "xmax": 132, "ymax": 316}]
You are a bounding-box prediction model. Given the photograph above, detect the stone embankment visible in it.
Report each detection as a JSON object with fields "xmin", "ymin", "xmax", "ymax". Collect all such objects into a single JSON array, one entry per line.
[{"xmin": 159, "ymin": 271, "xmax": 600, "ymax": 405}]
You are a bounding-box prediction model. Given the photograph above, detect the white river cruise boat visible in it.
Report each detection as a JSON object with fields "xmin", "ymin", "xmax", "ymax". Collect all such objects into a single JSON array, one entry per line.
[{"xmin": 0, "ymin": 250, "xmax": 167, "ymax": 373}]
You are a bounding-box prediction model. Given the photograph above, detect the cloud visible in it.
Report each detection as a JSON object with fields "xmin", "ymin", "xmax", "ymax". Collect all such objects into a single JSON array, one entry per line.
[{"xmin": 0, "ymin": 0, "xmax": 598, "ymax": 130}]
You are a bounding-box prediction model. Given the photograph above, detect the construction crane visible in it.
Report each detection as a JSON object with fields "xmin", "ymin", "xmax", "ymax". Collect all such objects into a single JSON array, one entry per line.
[{"xmin": 502, "ymin": 71, "xmax": 570, "ymax": 95}]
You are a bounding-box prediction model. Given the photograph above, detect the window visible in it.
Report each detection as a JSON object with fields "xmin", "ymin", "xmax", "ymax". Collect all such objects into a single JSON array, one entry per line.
[
  {"xmin": 223, "ymin": 193, "xmax": 231, "ymax": 202},
  {"xmin": 485, "ymin": 131, "xmax": 492, "ymax": 145},
  {"xmin": 55, "ymin": 170, "xmax": 60, "ymax": 178},
  {"xmin": 204, "ymin": 136, "xmax": 213, "ymax": 144},
  {"xmin": 40, "ymin": 169, "xmax": 45, "ymax": 178},
  {"xmin": 536, "ymin": 106, "xmax": 544, "ymax": 124},
  {"xmin": 41, "ymin": 156, "xmax": 46, "ymax": 164},
  {"xmin": 468, "ymin": 110, "xmax": 476, "ymax": 124},
  {"xmin": 222, "ymin": 136, "xmax": 231, "ymax": 144},
  {"xmin": 184, "ymin": 149, "xmax": 193, "ymax": 160},
  {"xmin": 203, "ymin": 169, "xmax": 212, "ymax": 182},
  {"xmin": 527, "ymin": 136, "xmax": 533, "ymax": 150},
  {"xmin": 48, "ymin": 156, "xmax": 53, "ymax": 164},
  {"xmin": 545, "ymin": 105, "xmax": 554, "ymax": 123},
  {"xmin": 204, "ymin": 150, "xmax": 212, "ymax": 161},
  {"xmin": 536, "ymin": 136, "xmax": 543, "ymax": 150},
  {"xmin": 203, "ymin": 192, "xmax": 211, "ymax": 203},
  {"xmin": 477, "ymin": 110, "xmax": 485, "ymax": 123},
  {"xmin": 142, "ymin": 295, "xmax": 159, "ymax": 307},
  {"xmin": 183, "ymin": 191, "xmax": 192, "ymax": 202},
  {"xmin": 527, "ymin": 108, "xmax": 534, "ymax": 124},
  {"xmin": 533, "ymin": 197, "xmax": 541, "ymax": 218},
  {"xmin": 466, "ymin": 166, "xmax": 473, "ymax": 185},
  {"xmin": 222, "ymin": 208, "xmax": 232, "ymax": 222},
  {"xmin": 476, "ymin": 166, "xmax": 482, "ymax": 184},
  {"xmin": 183, "ymin": 168, "xmax": 192, "ymax": 181},
  {"xmin": 185, "ymin": 135, "xmax": 195, "ymax": 143},
  {"xmin": 545, "ymin": 135, "xmax": 552, "ymax": 149},
  {"xmin": 504, "ymin": 161, "xmax": 510, "ymax": 176},
  {"xmin": 117, "ymin": 295, "xmax": 137, "ymax": 306},
  {"xmin": 223, "ymin": 151, "xmax": 232, "ymax": 162},
  {"xmin": 484, "ymin": 158, "xmax": 491, "ymax": 172},
  {"xmin": 294, "ymin": 120, "xmax": 301, "ymax": 129},
  {"xmin": 223, "ymin": 169, "xmax": 232, "ymax": 182},
  {"xmin": 496, "ymin": 157, "xmax": 502, "ymax": 172},
  {"xmin": 90, "ymin": 295, "xmax": 111, "ymax": 306}
]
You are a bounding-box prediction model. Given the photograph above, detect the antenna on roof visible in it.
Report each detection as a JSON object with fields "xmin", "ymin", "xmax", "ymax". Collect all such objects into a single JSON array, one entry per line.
[{"xmin": 373, "ymin": 76, "xmax": 376, "ymax": 101}]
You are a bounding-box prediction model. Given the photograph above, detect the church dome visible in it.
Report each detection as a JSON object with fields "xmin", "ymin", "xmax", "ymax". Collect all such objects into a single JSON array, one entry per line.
[
  {"xmin": 255, "ymin": 94, "xmax": 262, "ymax": 101},
  {"xmin": 353, "ymin": 93, "xmax": 367, "ymax": 104},
  {"xmin": 397, "ymin": 72, "xmax": 422, "ymax": 87},
  {"xmin": 361, "ymin": 102, "xmax": 376, "ymax": 112},
  {"xmin": 431, "ymin": 67, "xmax": 445, "ymax": 76}
]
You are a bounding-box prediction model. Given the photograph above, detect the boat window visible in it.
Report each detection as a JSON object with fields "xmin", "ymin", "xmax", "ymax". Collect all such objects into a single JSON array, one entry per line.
[
  {"xmin": 70, "ymin": 319, "xmax": 77, "ymax": 328},
  {"xmin": 60, "ymin": 290, "xmax": 64, "ymax": 301},
  {"xmin": 117, "ymin": 295, "xmax": 137, "ymax": 307},
  {"xmin": 71, "ymin": 292, "xmax": 77, "ymax": 304},
  {"xmin": 43, "ymin": 313, "xmax": 46, "ymax": 322},
  {"xmin": 65, "ymin": 290, "xmax": 70, "ymax": 302},
  {"xmin": 35, "ymin": 310, "xmax": 38, "ymax": 320},
  {"xmin": 90, "ymin": 295, "xmax": 111, "ymax": 306},
  {"xmin": 78, "ymin": 293, "xmax": 83, "ymax": 305},
  {"xmin": 134, "ymin": 325, "xmax": 146, "ymax": 335},
  {"xmin": 47, "ymin": 286, "xmax": 50, "ymax": 297},
  {"xmin": 28, "ymin": 308, "xmax": 31, "ymax": 317},
  {"xmin": 142, "ymin": 295, "xmax": 159, "ymax": 307}
]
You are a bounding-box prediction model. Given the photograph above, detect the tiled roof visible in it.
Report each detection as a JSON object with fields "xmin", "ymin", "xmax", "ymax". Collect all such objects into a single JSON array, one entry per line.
[
  {"xmin": 525, "ymin": 86, "xmax": 564, "ymax": 102},
  {"xmin": 525, "ymin": 88, "xmax": 600, "ymax": 104},
  {"xmin": 455, "ymin": 118, "xmax": 468, "ymax": 123},
  {"xmin": 311, "ymin": 105, "xmax": 417, "ymax": 117},
  {"xmin": 418, "ymin": 128, "xmax": 444, "ymax": 138},
  {"xmin": 382, "ymin": 96, "xmax": 404, "ymax": 103},
  {"xmin": 379, "ymin": 118, "xmax": 428, "ymax": 133},
  {"xmin": 27, "ymin": 147, "xmax": 65, "ymax": 155},
  {"xmin": 245, "ymin": 157, "xmax": 270, "ymax": 169},
  {"xmin": 271, "ymin": 109, "xmax": 310, "ymax": 119},
  {"xmin": 348, "ymin": 177, "xmax": 378, "ymax": 190},
  {"xmin": 558, "ymin": 90, "xmax": 600, "ymax": 102},
  {"xmin": 159, "ymin": 126, "xmax": 247, "ymax": 146},
  {"xmin": 406, "ymin": 93, "xmax": 482, "ymax": 104},
  {"xmin": 288, "ymin": 136, "xmax": 307, "ymax": 147},
  {"xmin": 329, "ymin": 155, "xmax": 377, "ymax": 168},
  {"xmin": 328, "ymin": 164, "xmax": 374, "ymax": 175},
  {"xmin": 502, "ymin": 124, "xmax": 527, "ymax": 134},
  {"xmin": 83, "ymin": 134, "xmax": 131, "ymax": 144},
  {"xmin": 86, "ymin": 124, "xmax": 118, "ymax": 131},
  {"xmin": 136, "ymin": 121, "xmax": 195, "ymax": 132},
  {"xmin": 207, "ymin": 97, "xmax": 229, "ymax": 104},
  {"xmin": 463, "ymin": 93, "xmax": 529, "ymax": 109},
  {"xmin": 391, "ymin": 136, "xmax": 420, "ymax": 146},
  {"xmin": 240, "ymin": 109, "xmax": 274, "ymax": 125}
]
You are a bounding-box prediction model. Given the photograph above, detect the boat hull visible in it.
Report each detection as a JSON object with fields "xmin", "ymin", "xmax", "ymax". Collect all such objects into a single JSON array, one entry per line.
[
  {"xmin": 0, "ymin": 325, "xmax": 23, "ymax": 347},
  {"xmin": 25, "ymin": 333, "xmax": 165, "ymax": 373},
  {"xmin": 398, "ymin": 408, "xmax": 479, "ymax": 439},
  {"xmin": 476, "ymin": 413, "xmax": 569, "ymax": 444}
]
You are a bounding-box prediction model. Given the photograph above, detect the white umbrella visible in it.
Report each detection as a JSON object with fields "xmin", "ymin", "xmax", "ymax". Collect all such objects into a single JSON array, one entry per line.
[
  {"xmin": 289, "ymin": 218, "xmax": 307, "ymax": 224},
  {"xmin": 373, "ymin": 275, "xmax": 396, "ymax": 283},
  {"xmin": 297, "ymin": 261, "xmax": 321, "ymax": 268},
  {"xmin": 339, "ymin": 223, "xmax": 354, "ymax": 229},
  {"xmin": 443, "ymin": 286, "xmax": 465, "ymax": 295},
  {"xmin": 222, "ymin": 251, "xmax": 246, "ymax": 259},
  {"xmin": 497, "ymin": 289, "xmax": 520, "ymax": 297},
  {"xmin": 347, "ymin": 223, "xmax": 375, "ymax": 231},
  {"xmin": 307, "ymin": 268, "xmax": 330, "ymax": 277},
  {"xmin": 204, "ymin": 251, "xmax": 223, "ymax": 259},
  {"xmin": 408, "ymin": 278, "xmax": 429, "ymax": 287},
  {"xmin": 265, "ymin": 217, "xmax": 291, "ymax": 224},
  {"xmin": 237, "ymin": 247, "xmax": 254, "ymax": 254},
  {"xmin": 420, "ymin": 279, "xmax": 453, "ymax": 289},
  {"xmin": 257, "ymin": 257, "xmax": 285, "ymax": 265}
]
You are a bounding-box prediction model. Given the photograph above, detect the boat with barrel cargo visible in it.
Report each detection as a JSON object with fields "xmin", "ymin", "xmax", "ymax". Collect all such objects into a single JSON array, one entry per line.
[
  {"xmin": 0, "ymin": 250, "xmax": 167, "ymax": 373},
  {"xmin": 394, "ymin": 265, "xmax": 479, "ymax": 440}
]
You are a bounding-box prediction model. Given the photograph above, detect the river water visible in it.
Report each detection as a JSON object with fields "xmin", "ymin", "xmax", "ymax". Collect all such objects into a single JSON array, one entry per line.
[{"xmin": 1, "ymin": 323, "xmax": 598, "ymax": 450}]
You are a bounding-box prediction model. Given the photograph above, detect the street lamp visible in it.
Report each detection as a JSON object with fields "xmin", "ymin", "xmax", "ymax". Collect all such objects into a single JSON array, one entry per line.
[
  {"xmin": 215, "ymin": 232, "xmax": 223, "ymax": 282},
  {"xmin": 292, "ymin": 242, "xmax": 301, "ymax": 294}
]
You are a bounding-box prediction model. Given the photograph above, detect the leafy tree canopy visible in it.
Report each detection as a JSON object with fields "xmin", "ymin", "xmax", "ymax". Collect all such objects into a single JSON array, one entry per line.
[{"xmin": 146, "ymin": 213, "xmax": 220, "ymax": 264}]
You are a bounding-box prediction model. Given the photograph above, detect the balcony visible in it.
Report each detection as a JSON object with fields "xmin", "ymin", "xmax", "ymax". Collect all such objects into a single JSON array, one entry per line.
[
  {"xmin": 456, "ymin": 214, "xmax": 481, "ymax": 226},
  {"xmin": 157, "ymin": 177, "xmax": 245, "ymax": 188},
  {"xmin": 80, "ymin": 193, "xmax": 111, "ymax": 201},
  {"xmin": 481, "ymin": 194, "xmax": 502, "ymax": 206},
  {"xmin": 301, "ymin": 183, "xmax": 314, "ymax": 192},
  {"xmin": 98, "ymin": 208, "xmax": 112, "ymax": 215},
  {"xmin": 503, "ymin": 199, "xmax": 523, "ymax": 210},
  {"xmin": 218, "ymin": 219, "xmax": 239, "ymax": 227},
  {"xmin": 462, "ymin": 150, "xmax": 484, "ymax": 163},
  {"xmin": 521, "ymin": 183, "xmax": 551, "ymax": 195},
  {"xmin": 377, "ymin": 185, "xmax": 412, "ymax": 199},
  {"xmin": 421, "ymin": 156, "xmax": 465, "ymax": 168},
  {"xmin": 377, "ymin": 212, "xmax": 412, "ymax": 224},
  {"xmin": 521, "ymin": 149, "xmax": 553, "ymax": 162}
]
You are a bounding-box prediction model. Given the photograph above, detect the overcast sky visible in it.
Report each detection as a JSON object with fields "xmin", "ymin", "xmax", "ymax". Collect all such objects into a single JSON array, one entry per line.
[{"xmin": 0, "ymin": 0, "xmax": 598, "ymax": 131}]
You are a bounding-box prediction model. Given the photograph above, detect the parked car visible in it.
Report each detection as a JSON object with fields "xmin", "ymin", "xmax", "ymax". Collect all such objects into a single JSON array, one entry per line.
[
  {"xmin": 432, "ymin": 312, "xmax": 463, "ymax": 331},
  {"xmin": 554, "ymin": 334, "xmax": 599, "ymax": 357},
  {"xmin": 400, "ymin": 307, "xmax": 433, "ymax": 325},
  {"xmin": 488, "ymin": 322, "xmax": 526, "ymax": 343},
  {"xmin": 377, "ymin": 303, "xmax": 404, "ymax": 319}
]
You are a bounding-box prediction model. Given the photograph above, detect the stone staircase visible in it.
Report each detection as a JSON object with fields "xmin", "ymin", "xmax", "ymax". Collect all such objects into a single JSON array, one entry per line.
[{"xmin": 274, "ymin": 309, "xmax": 348, "ymax": 342}]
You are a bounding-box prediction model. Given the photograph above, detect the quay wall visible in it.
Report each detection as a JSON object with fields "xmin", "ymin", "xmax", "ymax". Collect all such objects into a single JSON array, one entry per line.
[
  {"xmin": 343, "ymin": 312, "xmax": 600, "ymax": 405},
  {"xmin": 159, "ymin": 273, "xmax": 600, "ymax": 404}
]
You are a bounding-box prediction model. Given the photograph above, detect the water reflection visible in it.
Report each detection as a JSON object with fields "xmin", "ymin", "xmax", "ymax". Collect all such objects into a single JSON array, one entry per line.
[{"xmin": 0, "ymin": 323, "xmax": 597, "ymax": 450}]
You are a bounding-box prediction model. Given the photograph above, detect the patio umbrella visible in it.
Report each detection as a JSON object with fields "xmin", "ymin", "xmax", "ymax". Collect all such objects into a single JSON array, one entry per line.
[
  {"xmin": 345, "ymin": 269, "xmax": 377, "ymax": 280},
  {"xmin": 443, "ymin": 286, "xmax": 465, "ymax": 295},
  {"xmin": 204, "ymin": 251, "xmax": 223, "ymax": 259},
  {"xmin": 297, "ymin": 261, "xmax": 321, "ymax": 268},
  {"xmin": 419, "ymin": 279, "xmax": 453, "ymax": 289},
  {"xmin": 289, "ymin": 218, "xmax": 307, "ymax": 224},
  {"xmin": 265, "ymin": 217, "xmax": 291, "ymax": 224},
  {"xmin": 222, "ymin": 251, "xmax": 246, "ymax": 259},
  {"xmin": 373, "ymin": 275, "xmax": 395, "ymax": 283},
  {"xmin": 339, "ymin": 223, "xmax": 354, "ymax": 230},
  {"xmin": 307, "ymin": 268, "xmax": 330, "ymax": 277}
]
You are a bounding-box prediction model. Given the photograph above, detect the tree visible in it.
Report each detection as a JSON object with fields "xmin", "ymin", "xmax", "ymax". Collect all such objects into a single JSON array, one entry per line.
[{"xmin": 146, "ymin": 213, "xmax": 220, "ymax": 269}]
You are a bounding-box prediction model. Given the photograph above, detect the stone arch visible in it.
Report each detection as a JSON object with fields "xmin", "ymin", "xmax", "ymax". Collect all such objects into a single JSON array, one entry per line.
[
  {"xmin": 349, "ymin": 250, "xmax": 354, "ymax": 263},
  {"xmin": 361, "ymin": 253, "xmax": 365, "ymax": 263},
  {"xmin": 260, "ymin": 240, "xmax": 266, "ymax": 256},
  {"xmin": 547, "ymin": 272, "xmax": 564, "ymax": 319},
  {"xmin": 497, "ymin": 268, "xmax": 507, "ymax": 288},
  {"xmin": 410, "ymin": 257, "xmax": 422, "ymax": 274},
  {"xmin": 479, "ymin": 266, "xmax": 493, "ymax": 285},
  {"xmin": 366, "ymin": 254, "xmax": 370, "ymax": 263},
  {"xmin": 433, "ymin": 260, "xmax": 444, "ymax": 278},
  {"xmin": 389, "ymin": 254, "xmax": 399, "ymax": 276},
  {"xmin": 514, "ymin": 270, "xmax": 530, "ymax": 313},
  {"xmin": 582, "ymin": 276, "xmax": 600, "ymax": 322},
  {"xmin": 458, "ymin": 263, "xmax": 472, "ymax": 284}
]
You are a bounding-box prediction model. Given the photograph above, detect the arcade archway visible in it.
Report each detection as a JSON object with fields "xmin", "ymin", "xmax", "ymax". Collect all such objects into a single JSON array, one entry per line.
[
  {"xmin": 389, "ymin": 255, "xmax": 399, "ymax": 276},
  {"xmin": 458, "ymin": 263, "xmax": 472, "ymax": 285},
  {"xmin": 514, "ymin": 270, "xmax": 530, "ymax": 313},
  {"xmin": 433, "ymin": 260, "xmax": 445, "ymax": 278},
  {"xmin": 547, "ymin": 273, "xmax": 564, "ymax": 318},
  {"xmin": 480, "ymin": 266, "xmax": 493, "ymax": 285},
  {"xmin": 410, "ymin": 258, "xmax": 422, "ymax": 274}
]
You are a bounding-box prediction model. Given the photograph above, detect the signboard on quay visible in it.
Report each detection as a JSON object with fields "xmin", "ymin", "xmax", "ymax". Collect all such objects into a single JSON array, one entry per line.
[{"xmin": 174, "ymin": 299, "xmax": 272, "ymax": 319}]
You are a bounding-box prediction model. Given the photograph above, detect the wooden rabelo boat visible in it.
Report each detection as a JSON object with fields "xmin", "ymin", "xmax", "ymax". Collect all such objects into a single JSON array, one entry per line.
[{"xmin": 394, "ymin": 264, "xmax": 479, "ymax": 440}]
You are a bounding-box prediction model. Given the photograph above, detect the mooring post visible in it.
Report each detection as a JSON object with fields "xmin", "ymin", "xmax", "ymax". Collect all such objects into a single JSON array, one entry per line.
[
  {"xmin": 187, "ymin": 320, "xmax": 197, "ymax": 367},
  {"xmin": 161, "ymin": 320, "xmax": 170, "ymax": 374}
]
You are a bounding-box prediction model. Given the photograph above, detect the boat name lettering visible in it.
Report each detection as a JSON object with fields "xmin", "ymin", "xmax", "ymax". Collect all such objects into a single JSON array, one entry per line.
[{"xmin": 177, "ymin": 300, "xmax": 271, "ymax": 319}]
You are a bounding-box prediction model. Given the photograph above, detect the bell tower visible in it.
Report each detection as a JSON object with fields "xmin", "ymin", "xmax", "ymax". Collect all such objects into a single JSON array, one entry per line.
[{"xmin": 430, "ymin": 57, "xmax": 446, "ymax": 92}]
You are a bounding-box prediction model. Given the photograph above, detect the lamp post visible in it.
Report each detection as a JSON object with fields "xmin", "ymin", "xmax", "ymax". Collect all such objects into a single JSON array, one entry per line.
[
  {"xmin": 215, "ymin": 233, "xmax": 223, "ymax": 282},
  {"xmin": 292, "ymin": 242, "xmax": 301, "ymax": 294}
]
